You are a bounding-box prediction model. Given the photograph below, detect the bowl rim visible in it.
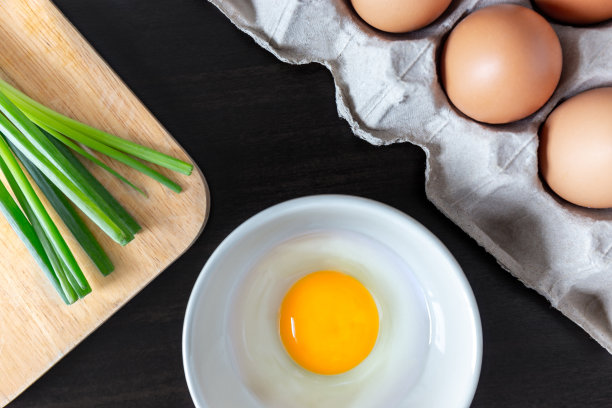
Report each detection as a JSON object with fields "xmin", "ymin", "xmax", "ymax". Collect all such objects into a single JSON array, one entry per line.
[{"xmin": 182, "ymin": 194, "xmax": 482, "ymax": 407}]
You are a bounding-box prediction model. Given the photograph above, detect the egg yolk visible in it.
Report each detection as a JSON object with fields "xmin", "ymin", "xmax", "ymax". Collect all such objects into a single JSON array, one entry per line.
[{"xmin": 279, "ymin": 270, "xmax": 379, "ymax": 375}]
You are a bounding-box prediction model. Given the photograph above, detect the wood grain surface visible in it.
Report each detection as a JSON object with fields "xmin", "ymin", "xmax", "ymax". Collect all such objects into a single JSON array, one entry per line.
[
  {"xmin": 0, "ymin": 1, "xmax": 209, "ymax": 405},
  {"xmin": 6, "ymin": 0, "xmax": 612, "ymax": 407}
]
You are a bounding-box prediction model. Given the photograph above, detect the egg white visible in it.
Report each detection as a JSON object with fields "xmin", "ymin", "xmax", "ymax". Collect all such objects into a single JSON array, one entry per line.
[{"xmin": 227, "ymin": 230, "xmax": 430, "ymax": 408}]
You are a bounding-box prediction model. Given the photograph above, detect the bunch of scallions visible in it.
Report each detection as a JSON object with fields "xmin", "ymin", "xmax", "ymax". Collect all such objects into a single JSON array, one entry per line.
[{"xmin": 0, "ymin": 79, "xmax": 193, "ymax": 304}]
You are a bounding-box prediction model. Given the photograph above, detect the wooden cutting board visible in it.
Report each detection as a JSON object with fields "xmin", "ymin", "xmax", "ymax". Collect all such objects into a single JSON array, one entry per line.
[{"xmin": 0, "ymin": 1, "xmax": 209, "ymax": 405}]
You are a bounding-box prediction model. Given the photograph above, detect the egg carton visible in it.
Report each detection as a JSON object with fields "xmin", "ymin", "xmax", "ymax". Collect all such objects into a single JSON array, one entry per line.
[{"xmin": 208, "ymin": 0, "xmax": 612, "ymax": 352}]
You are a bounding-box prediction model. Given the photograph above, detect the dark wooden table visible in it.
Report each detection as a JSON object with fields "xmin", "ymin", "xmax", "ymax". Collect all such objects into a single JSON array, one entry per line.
[{"xmin": 9, "ymin": 1, "xmax": 612, "ymax": 407}]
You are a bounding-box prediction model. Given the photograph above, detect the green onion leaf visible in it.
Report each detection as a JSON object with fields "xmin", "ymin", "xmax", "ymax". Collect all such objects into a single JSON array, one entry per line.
[
  {"xmin": 32, "ymin": 116, "xmax": 182, "ymax": 193},
  {"xmin": 47, "ymin": 133, "xmax": 141, "ymax": 237},
  {"xmin": 0, "ymin": 91, "xmax": 133, "ymax": 245},
  {"xmin": 0, "ymin": 154, "xmax": 79, "ymax": 302},
  {"xmin": 0, "ymin": 79, "xmax": 193, "ymax": 175},
  {"xmin": 39, "ymin": 125, "xmax": 146, "ymax": 196},
  {"xmin": 0, "ymin": 175, "xmax": 71, "ymax": 303},
  {"xmin": 0, "ymin": 134, "xmax": 88, "ymax": 299},
  {"xmin": 10, "ymin": 143, "xmax": 115, "ymax": 276}
]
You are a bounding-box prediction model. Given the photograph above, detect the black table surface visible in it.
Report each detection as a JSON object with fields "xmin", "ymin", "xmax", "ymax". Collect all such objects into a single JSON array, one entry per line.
[{"xmin": 9, "ymin": 1, "xmax": 612, "ymax": 407}]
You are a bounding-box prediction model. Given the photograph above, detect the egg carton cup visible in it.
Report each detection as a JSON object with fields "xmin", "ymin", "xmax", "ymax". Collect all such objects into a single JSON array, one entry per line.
[{"xmin": 208, "ymin": 0, "xmax": 612, "ymax": 353}]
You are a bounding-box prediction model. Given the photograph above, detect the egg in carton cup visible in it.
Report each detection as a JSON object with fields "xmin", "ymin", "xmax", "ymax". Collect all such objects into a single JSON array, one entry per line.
[{"xmin": 207, "ymin": 0, "xmax": 612, "ymax": 353}]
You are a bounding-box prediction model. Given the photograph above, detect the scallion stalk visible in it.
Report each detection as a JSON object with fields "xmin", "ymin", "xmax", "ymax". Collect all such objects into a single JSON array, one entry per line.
[
  {"xmin": 0, "ymin": 92, "xmax": 133, "ymax": 245},
  {"xmin": 10, "ymin": 143, "xmax": 114, "ymax": 276},
  {"xmin": 0, "ymin": 76, "xmax": 193, "ymax": 304},
  {"xmin": 0, "ymin": 79, "xmax": 193, "ymax": 175},
  {"xmin": 32, "ymin": 116, "xmax": 182, "ymax": 193},
  {"xmin": 0, "ymin": 134, "xmax": 89, "ymax": 299},
  {"xmin": 47, "ymin": 134, "xmax": 142, "ymax": 237},
  {"xmin": 39, "ymin": 124, "xmax": 146, "ymax": 196},
  {"xmin": 0, "ymin": 176, "xmax": 71, "ymax": 304}
]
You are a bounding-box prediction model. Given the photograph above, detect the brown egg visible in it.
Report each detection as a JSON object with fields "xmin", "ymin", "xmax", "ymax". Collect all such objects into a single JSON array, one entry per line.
[
  {"xmin": 539, "ymin": 87, "xmax": 612, "ymax": 209},
  {"xmin": 440, "ymin": 4, "xmax": 562, "ymax": 124},
  {"xmin": 534, "ymin": 0, "xmax": 612, "ymax": 25},
  {"xmin": 351, "ymin": 0, "xmax": 452, "ymax": 33}
]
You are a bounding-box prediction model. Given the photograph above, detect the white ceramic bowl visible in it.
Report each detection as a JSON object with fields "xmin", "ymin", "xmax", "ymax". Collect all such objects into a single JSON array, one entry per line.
[{"xmin": 183, "ymin": 195, "xmax": 482, "ymax": 407}]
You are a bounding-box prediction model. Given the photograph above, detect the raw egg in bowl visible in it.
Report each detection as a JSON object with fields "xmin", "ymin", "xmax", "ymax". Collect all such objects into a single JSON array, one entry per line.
[{"xmin": 183, "ymin": 195, "xmax": 482, "ymax": 407}]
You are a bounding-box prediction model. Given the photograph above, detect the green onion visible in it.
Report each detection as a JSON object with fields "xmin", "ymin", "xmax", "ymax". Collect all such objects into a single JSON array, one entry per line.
[
  {"xmin": 0, "ymin": 79, "xmax": 192, "ymax": 304},
  {"xmin": 0, "ymin": 79, "xmax": 193, "ymax": 175},
  {"xmin": 40, "ymin": 125, "xmax": 145, "ymax": 196},
  {"xmin": 10, "ymin": 142, "xmax": 115, "ymax": 276},
  {"xmin": 33, "ymin": 116, "xmax": 182, "ymax": 193},
  {"xmin": 0, "ymin": 91, "xmax": 133, "ymax": 245},
  {"xmin": 0, "ymin": 176, "xmax": 71, "ymax": 304},
  {"xmin": 0, "ymin": 153, "xmax": 81, "ymax": 300},
  {"xmin": 0, "ymin": 133, "xmax": 88, "ymax": 300},
  {"xmin": 47, "ymin": 133, "xmax": 141, "ymax": 237}
]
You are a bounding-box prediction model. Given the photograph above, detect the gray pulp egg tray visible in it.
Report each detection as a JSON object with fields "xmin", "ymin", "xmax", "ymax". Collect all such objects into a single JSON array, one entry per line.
[{"xmin": 208, "ymin": 0, "xmax": 612, "ymax": 352}]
